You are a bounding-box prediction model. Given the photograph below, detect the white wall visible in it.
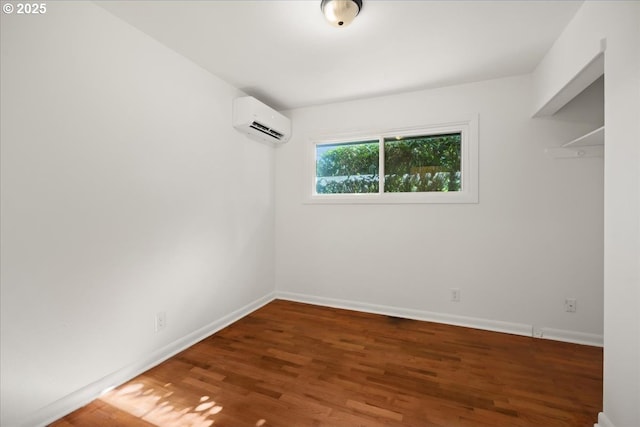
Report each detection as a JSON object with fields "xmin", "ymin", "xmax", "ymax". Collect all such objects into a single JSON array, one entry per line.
[
  {"xmin": 533, "ymin": 3, "xmax": 640, "ymax": 427},
  {"xmin": 275, "ymin": 74, "xmax": 604, "ymax": 342},
  {"xmin": 0, "ymin": 2, "xmax": 275, "ymax": 425}
]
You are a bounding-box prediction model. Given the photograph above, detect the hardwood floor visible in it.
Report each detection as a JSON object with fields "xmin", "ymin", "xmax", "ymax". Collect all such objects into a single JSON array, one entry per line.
[{"xmin": 52, "ymin": 300, "xmax": 602, "ymax": 427}]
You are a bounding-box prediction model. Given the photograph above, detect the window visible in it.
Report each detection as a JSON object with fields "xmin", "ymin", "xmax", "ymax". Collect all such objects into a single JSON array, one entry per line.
[
  {"xmin": 383, "ymin": 133, "xmax": 461, "ymax": 193},
  {"xmin": 309, "ymin": 118, "xmax": 478, "ymax": 204},
  {"xmin": 316, "ymin": 140, "xmax": 379, "ymax": 194}
]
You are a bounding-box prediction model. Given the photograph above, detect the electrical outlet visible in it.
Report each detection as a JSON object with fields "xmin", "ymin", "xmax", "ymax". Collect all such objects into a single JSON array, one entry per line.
[
  {"xmin": 451, "ymin": 288, "xmax": 461, "ymax": 302},
  {"xmin": 155, "ymin": 311, "xmax": 167, "ymax": 332},
  {"xmin": 565, "ymin": 298, "xmax": 577, "ymax": 313}
]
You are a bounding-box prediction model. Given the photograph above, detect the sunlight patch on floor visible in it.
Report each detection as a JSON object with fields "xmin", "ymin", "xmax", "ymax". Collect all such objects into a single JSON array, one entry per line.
[{"xmin": 99, "ymin": 382, "xmax": 223, "ymax": 427}]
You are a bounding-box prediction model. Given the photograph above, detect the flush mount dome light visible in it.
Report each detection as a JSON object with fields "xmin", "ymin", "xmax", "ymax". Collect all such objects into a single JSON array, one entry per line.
[{"xmin": 321, "ymin": 0, "xmax": 362, "ymax": 27}]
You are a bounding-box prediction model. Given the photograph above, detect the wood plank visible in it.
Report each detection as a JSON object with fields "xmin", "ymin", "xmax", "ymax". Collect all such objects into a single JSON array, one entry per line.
[
  {"xmin": 51, "ymin": 300, "xmax": 602, "ymax": 427},
  {"xmin": 345, "ymin": 399, "xmax": 404, "ymax": 421}
]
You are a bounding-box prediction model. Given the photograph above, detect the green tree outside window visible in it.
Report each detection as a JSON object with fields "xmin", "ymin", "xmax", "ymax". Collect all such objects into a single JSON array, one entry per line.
[{"xmin": 315, "ymin": 133, "xmax": 461, "ymax": 194}]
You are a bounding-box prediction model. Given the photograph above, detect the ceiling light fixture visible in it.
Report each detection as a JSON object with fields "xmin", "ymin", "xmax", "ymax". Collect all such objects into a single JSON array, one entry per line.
[{"xmin": 321, "ymin": 0, "xmax": 362, "ymax": 27}]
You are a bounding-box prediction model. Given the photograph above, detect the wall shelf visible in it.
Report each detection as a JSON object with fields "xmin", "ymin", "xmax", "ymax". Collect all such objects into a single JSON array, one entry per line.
[
  {"xmin": 563, "ymin": 126, "xmax": 604, "ymax": 148},
  {"xmin": 532, "ymin": 41, "xmax": 605, "ymax": 117},
  {"xmin": 546, "ymin": 126, "xmax": 605, "ymax": 159}
]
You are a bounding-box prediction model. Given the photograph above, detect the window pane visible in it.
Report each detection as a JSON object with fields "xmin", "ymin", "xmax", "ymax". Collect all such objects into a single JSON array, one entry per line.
[
  {"xmin": 316, "ymin": 140, "xmax": 379, "ymax": 194},
  {"xmin": 384, "ymin": 133, "xmax": 461, "ymax": 193}
]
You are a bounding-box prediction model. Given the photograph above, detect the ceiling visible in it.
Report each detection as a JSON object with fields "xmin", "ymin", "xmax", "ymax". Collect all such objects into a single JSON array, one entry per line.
[{"xmin": 97, "ymin": 0, "xmax": 583, "ymax": 111}]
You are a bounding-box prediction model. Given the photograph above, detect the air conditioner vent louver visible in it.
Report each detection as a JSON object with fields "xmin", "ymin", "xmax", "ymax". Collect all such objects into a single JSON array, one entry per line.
[
  {"xmin": 250, "ymin": 121, "xmax": 284, "ymax": 140},
  {"xmin": 232, "ymin": 97, "xmax": 291, "ymax": 144}
]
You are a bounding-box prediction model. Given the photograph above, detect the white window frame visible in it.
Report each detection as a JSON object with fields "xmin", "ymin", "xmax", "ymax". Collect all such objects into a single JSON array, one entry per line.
[{"xmin": 306, "ymin": 116, "xmax": 478, "ymax": 204}]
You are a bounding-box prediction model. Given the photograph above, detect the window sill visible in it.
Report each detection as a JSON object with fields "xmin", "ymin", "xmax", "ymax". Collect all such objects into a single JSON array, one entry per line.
[{"xmin": 305, "ymin": 191, "xmax": 478, "ymax": 205}]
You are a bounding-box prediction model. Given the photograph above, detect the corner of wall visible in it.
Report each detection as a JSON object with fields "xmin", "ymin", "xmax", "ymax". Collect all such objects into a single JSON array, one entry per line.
[{"xmin": 594, "ymin": 412, "xmax": 616, "ymax": 427}]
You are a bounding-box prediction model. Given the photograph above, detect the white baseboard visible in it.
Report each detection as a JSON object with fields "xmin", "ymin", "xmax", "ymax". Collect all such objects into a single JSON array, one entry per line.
[
  {"xmin": 541, "ymin": 327, "xmax": 603, "ymax": 347},
  {"xmin": 17, "ymin": 292, "xmax": 276, "ymax": 427},
  {"xmin": 276, "ymin": 291, "xmax": 533, "ymax": 337},
  {"xmin": 276, "ymin": 291, "xmax": 604, "ymax": 347},
  {"xmin": 595, "ymin": 412, "xmax": 615, "ymax": 427}
]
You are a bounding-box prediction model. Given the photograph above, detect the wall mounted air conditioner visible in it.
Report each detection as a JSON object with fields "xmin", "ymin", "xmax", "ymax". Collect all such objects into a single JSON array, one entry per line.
[{"xmin": 232, "ymin": 96, "xmax": 291, "ymax": 144}]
